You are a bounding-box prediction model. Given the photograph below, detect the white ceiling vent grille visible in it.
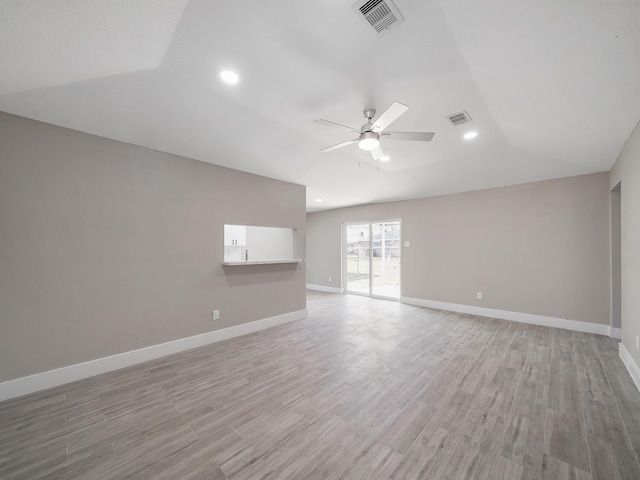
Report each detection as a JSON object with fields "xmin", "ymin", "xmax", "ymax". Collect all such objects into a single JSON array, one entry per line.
[
  {"xmin": 353, "ymin": 0, "xmax": 404, "ymax": 34},
  {"xmin": 447, "ymin": 110, "xmax": 472, "ymax": 126}
]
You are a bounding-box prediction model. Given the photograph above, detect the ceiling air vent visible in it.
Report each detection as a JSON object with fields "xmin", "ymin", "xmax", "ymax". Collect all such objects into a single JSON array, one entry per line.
[
  {"xmin": 447, "ymin": 110, "xmax": 472, "ymax": 126},
  {"xmin": 353, "ymin": 0, "xmax": 405, "ymax": 34}
]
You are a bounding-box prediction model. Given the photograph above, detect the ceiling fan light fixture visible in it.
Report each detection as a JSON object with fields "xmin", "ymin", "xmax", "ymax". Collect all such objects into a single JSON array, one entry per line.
[{"xmin": 359, "ymin": 131, "xmax": 380, "ymax": 150}]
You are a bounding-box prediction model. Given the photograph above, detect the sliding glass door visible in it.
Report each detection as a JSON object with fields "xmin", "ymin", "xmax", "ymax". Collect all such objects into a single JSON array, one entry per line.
[{"xmin": 344, "ymin": 219, "xmax": 401, "ymax": 298}]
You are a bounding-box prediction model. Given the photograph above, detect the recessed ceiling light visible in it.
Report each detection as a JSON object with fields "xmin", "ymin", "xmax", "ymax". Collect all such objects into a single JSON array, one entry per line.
[
  {"xmin": 463, "ymin": 131, "xmax": 478, "ymax": 140},
  {"xmin": 315, "ymin": 198, "xmax": 323, "ymax": 202},
  {"xmin": 380, "ymin": 155, "xmax": 390, "ymax": 162},
  {"xmin": 220, "ymin": 70, "xmax": 239, "ymax": 84}
]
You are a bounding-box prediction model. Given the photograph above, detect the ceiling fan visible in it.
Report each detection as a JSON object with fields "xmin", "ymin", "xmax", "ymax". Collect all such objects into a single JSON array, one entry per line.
[{"xmin": 314, "ymin": 101, "xmax": 434, "ymax": 161}]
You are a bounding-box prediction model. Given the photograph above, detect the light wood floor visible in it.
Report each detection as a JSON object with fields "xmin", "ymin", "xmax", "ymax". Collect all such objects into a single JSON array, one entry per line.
[{"xmin": 2, "ymin": 292, "xmax": 640, "ymax": 479}]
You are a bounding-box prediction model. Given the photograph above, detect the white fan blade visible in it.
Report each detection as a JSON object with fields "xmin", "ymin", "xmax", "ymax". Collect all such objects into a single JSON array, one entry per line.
[
  {"xmin": 313, "ymin": 119, "xmax": 361, "ymax": 133},
  {"xmin": 320, "ymin": 139, "xmax": 358, "ymax": 152},
  {"xmin": 382, "ymin": 131, "xmax": 435, "ymax": 142},
  {"xmin": 371, "ymin": 102, "xmax": 409, "ymax": 133},
  {"xmin": 370, "ymin": 146, "xmax": 387, "ymax": 161}
]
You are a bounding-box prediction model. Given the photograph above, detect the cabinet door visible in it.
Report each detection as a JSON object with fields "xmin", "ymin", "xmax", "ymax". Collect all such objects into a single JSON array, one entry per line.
[
  {"xmin": 224, "ymin": 225, "xmax": 234, "ymax": 246},
  {"xmin": 224, "ymin": 225, "xmax": 246, "ymax": 246},
  {"xmin": 233, "ymin": 225, "xmax": 246, "ymax": 246}
]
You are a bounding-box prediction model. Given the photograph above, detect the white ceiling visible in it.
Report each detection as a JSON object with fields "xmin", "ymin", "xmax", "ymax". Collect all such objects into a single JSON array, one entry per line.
[{"xmin": 1, "ymin": 0, "xmax": 639, "ymax": 212}]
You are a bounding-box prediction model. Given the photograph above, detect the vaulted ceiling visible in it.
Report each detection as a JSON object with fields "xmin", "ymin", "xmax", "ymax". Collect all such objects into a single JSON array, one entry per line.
[{"xmin": 1, "ymin": 0, "xmax": 639, "ymax": 212}]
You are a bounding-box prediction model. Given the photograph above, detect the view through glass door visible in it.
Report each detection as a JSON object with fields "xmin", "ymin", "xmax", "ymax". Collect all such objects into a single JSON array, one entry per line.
[{"xmin": 345, "ymin": 220, "xmax": 401, "ymax": 298}]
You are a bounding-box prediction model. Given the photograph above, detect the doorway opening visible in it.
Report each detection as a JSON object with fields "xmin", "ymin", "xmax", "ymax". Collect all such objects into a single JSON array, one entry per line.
[{"xmin": 344, "ymin": 219, "xmax": 401, "ymax": 299}]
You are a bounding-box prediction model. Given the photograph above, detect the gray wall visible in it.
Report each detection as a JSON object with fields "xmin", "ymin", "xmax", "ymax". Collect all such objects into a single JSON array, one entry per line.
[
  {"xmin": 0, "ymin": 112, "xmax": 306, "ymax": 382},
  {"xmin": 610, "ymin": 121, "xmax": 640, "ymax": 367},
  {"xmin": 307, "ymin": 173, "xmax": 610, "ymax": 325}
]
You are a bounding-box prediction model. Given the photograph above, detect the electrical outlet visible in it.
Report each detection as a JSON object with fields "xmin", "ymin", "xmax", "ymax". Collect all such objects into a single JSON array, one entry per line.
[
  {"xmin": 329, "ymin": 276, "xmax": 332, "ymax": 283},
  {"xmin": 213, "ymin": 309, "xmax": 220, "ymax": 321},
  {"xmin": 636, "ymin": 336, "xmax": 639, "ymax": 351},
  {"xmin": 476, "ymin": 292, "xmax": 483, "ymax": 300}
]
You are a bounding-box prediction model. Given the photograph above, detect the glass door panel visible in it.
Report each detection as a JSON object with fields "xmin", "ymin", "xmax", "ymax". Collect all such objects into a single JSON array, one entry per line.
[
  {"xmin": 371, "ymin": 222, "xmax": 401, "ymax": 298},
  {"xmin": 345, "ymin": 224, "xmax": 370, "ymax": 294}
]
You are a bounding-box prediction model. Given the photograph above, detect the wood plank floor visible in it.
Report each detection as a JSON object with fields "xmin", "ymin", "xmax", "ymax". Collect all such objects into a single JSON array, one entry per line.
[{"xmin": 2, "ymin": 291, "xmax": 640, "ymax": 479}]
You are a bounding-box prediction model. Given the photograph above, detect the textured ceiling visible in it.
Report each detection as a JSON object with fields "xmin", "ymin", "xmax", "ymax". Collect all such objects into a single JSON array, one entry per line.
[{"xmin": 1, "ymin": 0, "xmax": 639, "ymax": 212}]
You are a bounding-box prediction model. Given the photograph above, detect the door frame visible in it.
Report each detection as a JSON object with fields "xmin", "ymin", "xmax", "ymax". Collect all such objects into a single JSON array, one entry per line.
[{"xmin": 342, "ymin": 218, "xmax": 401, "ymax": 300}]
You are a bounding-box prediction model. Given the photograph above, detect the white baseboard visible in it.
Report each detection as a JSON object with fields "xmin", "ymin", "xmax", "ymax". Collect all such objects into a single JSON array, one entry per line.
[
  {"xmin": 307, "ymin": 284, "xmax": 343, "ymax": 294},
  {"xmin": 619, "ymin": 342, "xmax": 640, "ymax": 393},
  {"xmin": 400, "ymin": 296, "xmax": 611, "ymax": 336},
  {"xmin": 0, "ymin": 309, "xmax": 308, "ymax": 402},
  {"xmin": 610, "ymin": 327, "xmax": 622, "ymax": 340}
]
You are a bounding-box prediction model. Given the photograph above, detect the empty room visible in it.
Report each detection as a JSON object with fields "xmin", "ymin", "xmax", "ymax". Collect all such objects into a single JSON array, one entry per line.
[{"xmin": 1, "ymin": 1, "xmax": 640, "ymax": 479}]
